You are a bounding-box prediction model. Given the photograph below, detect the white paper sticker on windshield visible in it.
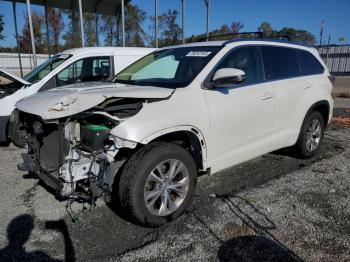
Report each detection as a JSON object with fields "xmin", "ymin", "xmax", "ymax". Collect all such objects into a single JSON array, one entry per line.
[{"xmin": 186, "ymin": 51, "xmax": 212, "ymax": 57}]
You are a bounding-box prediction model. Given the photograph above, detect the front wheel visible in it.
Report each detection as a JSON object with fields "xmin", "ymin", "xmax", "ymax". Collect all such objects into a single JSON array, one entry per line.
[
  {"xmin": 294, "ymin": 111, "xmax": 325, "ymax": 159},
  {"xmin": 117, "ymin": 142, "xmax": 197, "ymax": 227},
  {"xmin": 8, "ymin": 110, "xmax": 25, "ymax": 148}
]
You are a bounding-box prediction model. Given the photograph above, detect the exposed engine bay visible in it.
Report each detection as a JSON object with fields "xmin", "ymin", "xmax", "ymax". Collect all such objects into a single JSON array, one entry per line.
[
  {"xmin": 0, "ymin": 73, "xmax": 24, "ymax": 99},
  {"xmin": 17, "ymin": 97, "xmax": 148, "ymax": 203}
]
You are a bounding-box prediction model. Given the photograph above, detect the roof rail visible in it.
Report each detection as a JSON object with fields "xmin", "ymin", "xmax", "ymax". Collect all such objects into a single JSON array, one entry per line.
[
  {"xmin": 197, "ymin": 32, "xmax": 263, "ymax": 42},
  {"xmin": 196, "ymin": 31, "xmax": 290, "ymax": 43}
]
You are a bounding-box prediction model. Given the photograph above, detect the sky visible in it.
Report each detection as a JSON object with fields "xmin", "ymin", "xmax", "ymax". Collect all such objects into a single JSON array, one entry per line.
[{"xmin": 0, "ymin": 0, "xmax": 349, "ymax": 48}]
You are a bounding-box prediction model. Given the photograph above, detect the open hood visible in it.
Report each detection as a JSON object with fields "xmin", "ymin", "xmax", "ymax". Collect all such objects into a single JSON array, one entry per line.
[
  {"xmin": 15, "ymin": 82, "xmax": 174, "ymax": 120},
  {"xmin": 0, "ymin": 69, "xmax": 31, "ymax": 86}
]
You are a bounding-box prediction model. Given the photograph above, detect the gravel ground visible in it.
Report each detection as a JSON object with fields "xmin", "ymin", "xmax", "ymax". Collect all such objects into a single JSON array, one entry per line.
[{"xmin": 0, "ymin": 97, "xmax": 349, "ymax": 261}]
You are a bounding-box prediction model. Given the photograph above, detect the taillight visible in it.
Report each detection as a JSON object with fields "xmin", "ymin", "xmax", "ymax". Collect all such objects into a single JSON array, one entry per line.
[{"xmin": 328, "ymin": 75, "xmax": 336, "ymax": 87}]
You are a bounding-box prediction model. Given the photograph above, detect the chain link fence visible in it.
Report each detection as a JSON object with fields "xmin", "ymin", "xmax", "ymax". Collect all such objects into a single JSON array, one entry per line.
[{"xmin": 317, "ymin": 45, "xmax": 350, "ymax": 78}]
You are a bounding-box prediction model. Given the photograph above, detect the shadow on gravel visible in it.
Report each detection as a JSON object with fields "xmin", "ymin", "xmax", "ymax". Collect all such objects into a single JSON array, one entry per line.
[
  {"xmin": 218, "ymin": 235, "xmax": 299, "ymax": 262},
  {"xmin": 214, "ymin": 196, "xmax": 303, "ymax": 262},
  {"xmin": 0, "ymin": 215, "xmax": 75, "ymax": 262}
]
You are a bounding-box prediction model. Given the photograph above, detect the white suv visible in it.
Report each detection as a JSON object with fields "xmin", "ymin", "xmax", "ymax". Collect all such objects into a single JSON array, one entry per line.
[{"xmin": 16, "ymin": 39, "xmax": 333, "ymax": 227}]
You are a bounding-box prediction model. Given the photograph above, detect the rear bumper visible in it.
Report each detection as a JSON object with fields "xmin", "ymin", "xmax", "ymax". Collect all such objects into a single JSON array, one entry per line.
[{"xmin": 0, "ymin": 115, "xmax": 9, "ymax": 142}]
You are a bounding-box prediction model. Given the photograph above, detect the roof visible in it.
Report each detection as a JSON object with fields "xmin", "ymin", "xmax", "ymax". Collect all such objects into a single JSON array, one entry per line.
[
  {"xmin": 161, "ymin": 38, "xmax": 312, "ymax": 50},
  {"xmin": 4, "ymin": 0, "xmax": 131, "ymax": 16},
  {"xmin": 61, "ymin": 47, "xmax": 156, "ymax": 56},
  {"xmin": 160, "ymin": 41, "xmax": 225, "ymax": 50},
  {"xmin": 224, "ymin": 38, "xmax": 312, "ymax": 48}
]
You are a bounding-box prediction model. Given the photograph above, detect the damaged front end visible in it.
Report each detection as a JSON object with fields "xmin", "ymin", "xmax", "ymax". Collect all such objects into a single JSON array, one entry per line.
[{"xmin": 17, "ymin": 97, "xmax": 145, "ymax": 202}]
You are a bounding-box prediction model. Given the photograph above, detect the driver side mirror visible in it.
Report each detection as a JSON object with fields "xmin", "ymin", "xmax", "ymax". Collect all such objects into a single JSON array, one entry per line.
[{"xmin": 209, "ymin": 68, "xmax": 245, "ymax": 88}]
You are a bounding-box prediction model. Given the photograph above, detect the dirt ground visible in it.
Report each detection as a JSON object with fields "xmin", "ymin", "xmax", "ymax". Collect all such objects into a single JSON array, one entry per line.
[{"xmin": 0, "ymin": 97, "xmax": 349, "ymax": 262}]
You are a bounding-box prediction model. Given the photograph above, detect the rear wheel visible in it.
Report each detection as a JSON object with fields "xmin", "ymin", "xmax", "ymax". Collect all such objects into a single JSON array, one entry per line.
[
  {"xmin": 294, "ymin": 111, "xmax": 325, "ymax": 158},
  {"xmin": 118, "ymin": 142, "xmax": 197, "ymax": 227}
]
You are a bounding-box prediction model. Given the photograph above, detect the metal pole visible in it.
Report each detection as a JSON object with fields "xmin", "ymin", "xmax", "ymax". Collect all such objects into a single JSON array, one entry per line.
[
  {"xmin": 78, "ymin": 0, "xmax": 85, "ymax": 47},
  {"xmin": 12, "ymin": 0, "xmax": 23, "ymax": 77},
  {"xmin": 26, "ymin": 0, "xmax": 37, "ymax": 67},
  {"xmin": 205, "ymin": 0, "xmax": 210, "ymax": 41},
  {"xmin": 121, "ymin": 0, "xmax": 125, "ymax": 46},
  {"xmin": 44, "ymin": 0, "xmax": 50, "ymax": 57},
  {"xmin": 95, "ymin": 14, "xmax": 99, "ymax": 46},
  {"xmin": 95, "ymin": 1, "xmax": 100, "ymax": 46},
  {"xmin": 182, "ymin": 0, "xmax": 185, "ymax": 44},
  {"xmin": 155, "ymin": 0, "xmax": 158, "ymax": 48}
]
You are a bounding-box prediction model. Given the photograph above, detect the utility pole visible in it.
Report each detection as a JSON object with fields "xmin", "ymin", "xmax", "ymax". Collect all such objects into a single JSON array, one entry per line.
[
  {"xmin": 78, "ymin": 0, "xmax": 85, "ymax": 47},
  {"xmin": 205, "ymin": 0, "xmax": 210, "ymax": 41},
  {"xmin": 26, "ymin": 0, "xmax": 37, "ymax": 67},
  {"xmin": 182, "ymin": 0, "xmax": 185, "ymax": 44},
  {"xmin": 12, "ymin": 0, "xmax": 23, "ymax": 77},
  {"xmin": 155, "ymin": 0, "xmax": 158, "ymax": 48},
  {"xmin": 319, "ymin": 19, "xmax": 325, "ymax": 46}
]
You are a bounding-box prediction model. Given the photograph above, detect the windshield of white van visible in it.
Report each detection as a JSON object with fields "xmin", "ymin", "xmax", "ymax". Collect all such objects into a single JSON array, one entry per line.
[
  {"xmin": 113, "ymin": 46, "xmax": 221, "ymax": 88},
  {"xmin": 24, "ymin": 54, "xmax": 72, "ymax": 84}
]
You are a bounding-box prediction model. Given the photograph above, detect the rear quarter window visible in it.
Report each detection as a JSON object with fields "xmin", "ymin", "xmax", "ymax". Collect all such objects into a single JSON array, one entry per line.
[
  {"xmin": 263, "ymin": 46, "xmax": 301, "ymax": 80},
  {"xmin": 298, "ymin": 50, "xmax": 324, "ymax": 75}
]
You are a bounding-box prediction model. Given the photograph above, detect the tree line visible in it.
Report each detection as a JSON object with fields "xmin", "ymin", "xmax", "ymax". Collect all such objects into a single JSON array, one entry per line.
[{"xmin": 0, "ymin": 4, "xmax": 331, "ymax": 54}]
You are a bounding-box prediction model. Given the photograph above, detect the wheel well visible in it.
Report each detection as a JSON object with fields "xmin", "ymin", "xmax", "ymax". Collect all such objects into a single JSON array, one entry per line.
[
  {"xmin": 311, "ymin": 101, "xmax": 330, "ymax": 127},
  {"xmin": 151, "ymin": 131, "xmax": 204, "ymax": 171}
]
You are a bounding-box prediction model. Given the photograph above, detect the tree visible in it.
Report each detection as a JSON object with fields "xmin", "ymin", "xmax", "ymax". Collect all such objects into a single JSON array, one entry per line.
[
  {"xmin": 338, "ymin": 37, "xmax": 345, "ymax": 44},
  {"xmin": 62, "ymin": 9, "xmax": 81, "ymax": 49},
  {"xmin": 147, "ymin": 13, "xmax": 167, "ymax": 47},
  {"xmin": 123, "ymin": 4, "xmax": 147, "ymax": 46},
  {"xmin": 47, "ymin": 8, "xmax": 64, "ymax": 53},
  {"xmin": 0, "ymin": 14, "xmax": 4, "ymax": 40},
  {"xmin": 101, "ymin": 15, "xmax": 116, "ymax": 46},
  {"xmin": 258, "ymin": 22, "xmax": 273, "ymax": 37},
  {"xmin": 161, "ymin": 9, "xmax": 181, "ymax": 46},
  {"xmin": 83, "ymin": 13, "xmax": 97, "ymax": 47},
  {"xmin": 231, "ymin": 22, "xmax": 244, "ymax": 34},
  {"xmin": 278, "ymin": 27, "xmax": 316, "ymax": 45},
  {"xmin": 19, "ymin": 11, "xmax": 46, "ymax": 53}
]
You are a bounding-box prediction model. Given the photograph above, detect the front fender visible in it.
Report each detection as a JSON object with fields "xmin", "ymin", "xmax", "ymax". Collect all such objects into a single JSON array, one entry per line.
[{"xmin": 111, "ymin": 124, "xmax": 208, "ymax": 170}]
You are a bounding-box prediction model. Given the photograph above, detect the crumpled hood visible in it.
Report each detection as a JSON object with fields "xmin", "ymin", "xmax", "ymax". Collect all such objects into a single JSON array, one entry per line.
[{"xmin": 15, "ymin": 82, "xmax": 174, "ymax": 120}]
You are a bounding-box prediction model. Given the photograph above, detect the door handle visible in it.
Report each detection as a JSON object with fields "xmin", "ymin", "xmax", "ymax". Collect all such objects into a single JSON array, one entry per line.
[
  {"xmin": 261, "ymin": 92, "xmax": 274, "ymax": 100},
  {"xmin": 304, "ymin": 84, "xmax": 312, "ymax": 89}
]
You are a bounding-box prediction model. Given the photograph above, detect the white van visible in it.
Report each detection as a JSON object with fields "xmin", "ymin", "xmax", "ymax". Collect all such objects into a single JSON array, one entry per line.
[{"xmin": 0, "ymin": 47, "xmax": 155, "ymax": 145}]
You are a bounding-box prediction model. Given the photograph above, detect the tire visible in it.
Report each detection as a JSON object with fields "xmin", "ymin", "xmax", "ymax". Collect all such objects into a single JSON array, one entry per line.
[
  {"xmin": 8, "ymin": 111, "xmax": 25, "ymax": 148},
  {"xmin": 118, "ymin": 142, "xmax": 197, "ymax": 227},
  {"xmin": 294, "ymin": 111, "xmax": 325, "ymax": 159}
]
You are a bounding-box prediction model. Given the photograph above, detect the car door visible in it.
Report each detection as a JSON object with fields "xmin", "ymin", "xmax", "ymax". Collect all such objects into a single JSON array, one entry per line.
[
  {"xmin": 203, "ymin": 46, "xmax": 275, "ymax": 172},
  {"xmin": 261, "ymin": 46, "xmax": 307, "ymax": 150}
]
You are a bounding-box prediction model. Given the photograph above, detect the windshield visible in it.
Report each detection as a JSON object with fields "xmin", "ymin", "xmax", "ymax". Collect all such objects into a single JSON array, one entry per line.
[
  {"xmin": 24, "ymin": 54, "xmax": 72, "ymax": 83},
  {"xmin": 113, "ymin": 46, "xmax": 221, "ymax": 88}
]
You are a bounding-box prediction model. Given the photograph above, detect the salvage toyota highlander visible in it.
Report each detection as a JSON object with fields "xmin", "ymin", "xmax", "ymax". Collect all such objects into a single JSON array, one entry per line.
[{"xmin": 16, "ymin": 39, "xmax": 334, "ymax": 227}]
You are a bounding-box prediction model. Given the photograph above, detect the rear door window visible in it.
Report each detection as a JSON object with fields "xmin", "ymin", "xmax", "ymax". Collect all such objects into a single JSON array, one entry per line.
[
  {"xmin": 263, "ymin": 46, "xmax": 301, "ymax": 80},
  {"xmin": 298, "ymin": 50, "xmax": 324, "ymax": 75}
]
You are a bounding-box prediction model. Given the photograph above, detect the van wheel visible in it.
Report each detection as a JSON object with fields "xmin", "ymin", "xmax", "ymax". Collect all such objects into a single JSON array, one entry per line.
[
  {"xmin": 118, "ymin": 142, "xmax": 197, "ymax": 227},
  {"xmin": 8, "ymin": 111, "xmax": 25, "ymax": 148},
  {"xmin": 294, "ymin": 111, "xmax": 325, "ymax": 159}
]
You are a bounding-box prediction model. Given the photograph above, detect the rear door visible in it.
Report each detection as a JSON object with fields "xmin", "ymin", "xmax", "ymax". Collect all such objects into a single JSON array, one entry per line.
[{"xmin": 262, "ymin": 46, "xmax": 307, "ymax": 149}]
